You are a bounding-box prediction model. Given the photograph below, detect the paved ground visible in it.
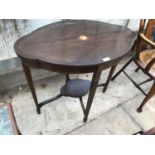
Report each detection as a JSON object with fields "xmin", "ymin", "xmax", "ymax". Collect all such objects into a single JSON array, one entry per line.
[{"xmin": 0, "ymin": 59, "xmax": 155, "ymax": 135}]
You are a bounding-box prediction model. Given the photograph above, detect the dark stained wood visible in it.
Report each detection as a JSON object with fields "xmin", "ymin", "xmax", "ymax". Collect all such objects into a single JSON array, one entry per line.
[
  {"xmin": 14, "ymin": 20, "xmax": 136, "ymax": 121},
  {"xmin": 102, "ymin": 65, "xmax": 117, "ymax": 92},
  {"xmin": 61, "ymin": 79, "xmax": 91, "ymax": 97},
  {"xmin": 22, "ymin": 62, "xmax": 41, "ymax": 114},
  {"xmin": 15, "ymin": 20, "xmax": 136, "ymax": 73},
  {"xmin": 83, "ymin": 65, "xmax": 103, "ymax": 122}
]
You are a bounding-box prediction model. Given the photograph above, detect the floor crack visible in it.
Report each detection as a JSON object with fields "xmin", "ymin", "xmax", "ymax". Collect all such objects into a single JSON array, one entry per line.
[{"xmin": 121, "ymin": 99, "xmax": 144, "ymax": 132}]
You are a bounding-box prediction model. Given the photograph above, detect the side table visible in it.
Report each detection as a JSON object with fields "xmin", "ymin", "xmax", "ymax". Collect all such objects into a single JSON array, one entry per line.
[{"xmin": 14, "ymin": 20, "xmax": 137, "ymax": 122}]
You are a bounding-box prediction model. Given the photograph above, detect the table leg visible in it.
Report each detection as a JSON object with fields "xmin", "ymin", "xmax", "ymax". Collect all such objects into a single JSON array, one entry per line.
[
  {"xmin": 102, "ymin": 64, "xmax": 117, "ymax": 93},
  {"xmin": 22, "ymin": 63, "xmax": 41, "ymax": 114},
  {"xmin": 83, "ymin": 66, "xmax": 102, "ymax": 123}
]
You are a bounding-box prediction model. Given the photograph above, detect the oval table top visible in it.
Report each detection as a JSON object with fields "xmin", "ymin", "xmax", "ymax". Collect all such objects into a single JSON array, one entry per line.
[{"xmin": 14, "ymin": 20, "xmax": 137, "ymax": 73}]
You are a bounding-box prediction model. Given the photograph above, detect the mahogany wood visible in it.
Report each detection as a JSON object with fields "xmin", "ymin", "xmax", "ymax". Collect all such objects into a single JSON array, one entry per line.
[
  {"xmin": 14, "ymin": 20, "xmax": 136, "ymax": 122},
  {"xmin": 15, "ymin": 20, "xmax": 136, "ymax": 73}
]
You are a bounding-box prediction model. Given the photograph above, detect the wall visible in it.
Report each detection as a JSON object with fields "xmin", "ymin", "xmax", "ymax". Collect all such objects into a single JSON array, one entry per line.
[
  {"xmin": 0, "ymin": 19, "xmax": 139, "ymax": 61},
  {"xmin": 0, "ymin": 19, "xmax": 60, "ymax": 60}
]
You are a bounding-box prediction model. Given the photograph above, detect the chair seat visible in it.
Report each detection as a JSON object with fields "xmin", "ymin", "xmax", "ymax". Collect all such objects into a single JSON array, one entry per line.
[
  {"xmin": 61, "ymin": 79, "xmax": 91, "ymax": 97},
  {"xmin": 140, "ymin": 49, "xmax": 155, "ymax": 71}
]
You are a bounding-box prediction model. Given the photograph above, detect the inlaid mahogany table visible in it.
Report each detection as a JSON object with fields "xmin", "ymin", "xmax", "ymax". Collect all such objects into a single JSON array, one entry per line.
[{"xmin": 14, "ymin": 20, "xmax": 136, "ymax": 122}]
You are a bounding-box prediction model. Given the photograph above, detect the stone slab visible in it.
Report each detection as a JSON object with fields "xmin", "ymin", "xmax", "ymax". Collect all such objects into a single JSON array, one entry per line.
[
  {"xmin": 69, "ymin": 107, "xmax": 140, "ymax": 135},
  {"xmin": 122, "ymin": 94, "xmax": 155, "ymax": 132}
]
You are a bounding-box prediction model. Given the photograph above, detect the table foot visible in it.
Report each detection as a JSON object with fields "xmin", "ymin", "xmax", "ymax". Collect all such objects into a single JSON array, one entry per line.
[
  {"xmin": 137, "ymin": 107, "xmax": 142, "ymax": 113},
  {"xmin": 83, "ymin": 117, "xmax": 88, "ymax": 123},
  {"xmin": 37, "ymin": 107, "xmax": 41, "ymax": 114},
  {"xmin": 102, "ymin": 87, "xmax": 107, "ymax": 93}
]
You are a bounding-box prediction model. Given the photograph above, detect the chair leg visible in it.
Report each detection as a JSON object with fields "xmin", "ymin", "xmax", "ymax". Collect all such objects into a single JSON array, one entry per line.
[
  {"xmin": 103, "ymin": 65, "xmax": 117, "ymax": 93},
  {"xmin": 111, "ymin": 58, "xmax": 133, "ymax": 81},
  {"xmin": 137, "ymin": 81, "xmax": 155, "ymax": 112},
  {"xmin": 138, "ymin": 78, "xmax": 152, "ymax": 86},
  {"xmin": 135, "ymin": 67, "xmax": 140, "ymax": 72}
]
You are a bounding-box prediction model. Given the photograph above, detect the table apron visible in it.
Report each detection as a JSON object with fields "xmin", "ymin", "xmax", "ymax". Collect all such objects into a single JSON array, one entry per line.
[{"xmin": 21, "ymin": 57, "xmax": 121, "ymax": 74}]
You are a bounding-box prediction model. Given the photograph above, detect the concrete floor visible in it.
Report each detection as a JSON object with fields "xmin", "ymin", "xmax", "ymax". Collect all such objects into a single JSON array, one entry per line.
[{"xmin": 0, "ymin": 60, "xmax": 155, "ymax": 135}]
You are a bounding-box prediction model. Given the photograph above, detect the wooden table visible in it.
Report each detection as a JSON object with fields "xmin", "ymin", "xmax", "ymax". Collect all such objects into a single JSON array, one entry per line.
[
  {"xmin": 14, "ymin": 20, "xmax": 136, "ymax": 122},
  {"xmin": 0, "ymin": 103, "xmax": 20, "ymax": 135}
]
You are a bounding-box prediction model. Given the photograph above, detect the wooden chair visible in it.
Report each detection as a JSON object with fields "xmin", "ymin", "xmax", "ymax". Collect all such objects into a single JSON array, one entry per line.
[{"xmin": 111, "ymin": 19, "xmax": 155, "ymax": 113}]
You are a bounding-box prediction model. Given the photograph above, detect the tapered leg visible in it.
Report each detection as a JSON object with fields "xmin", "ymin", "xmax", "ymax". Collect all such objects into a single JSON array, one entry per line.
[
  {"xmin": 79, "ymin": 97, "xmax": 86, "ymax": 115},
  {"xmin": 83, "ymin": 66, "xmax": 102, "ymax": 122},
  {"xmin": 22, "ymin": 63, "xmax": 40, "ymax": 114},
  {"xmin": 111, "ymin": 58, "xmax": 133, "ymax": 81},
  {"xmin": 103, "ymin": 65, "xmax": 117, "ymax": 93},
  {"xmin": 137, "ymin": 81, "xmax": 155, "ymax": 112}
]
